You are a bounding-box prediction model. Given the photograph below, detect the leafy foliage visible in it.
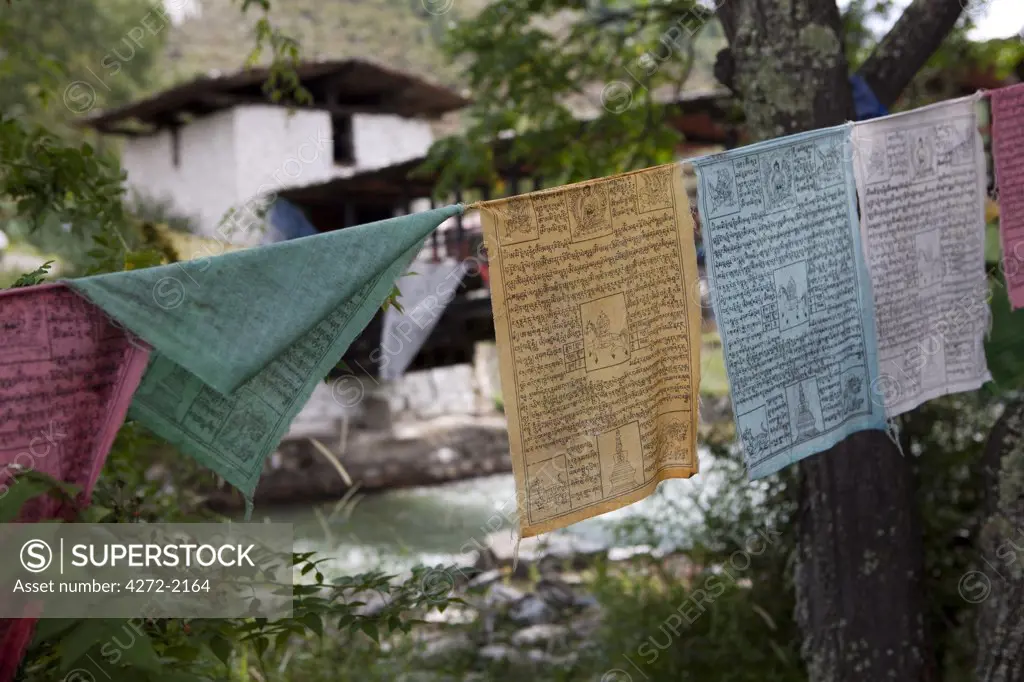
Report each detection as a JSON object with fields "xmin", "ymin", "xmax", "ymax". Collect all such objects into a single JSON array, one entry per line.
[
  {"xmin": 1, "ymin": 432, "xmax": 460, "ymax": 682},
  {"xmin": 0, "ymin": 2, "xmax": 454, "ymax": 679},
  {"xmin": 8, "ymin": 260, "xmax": 53, "ymax": 288},
  {"xmin": 423, "ymin": 0, "xmax": 727, "ymax": 193},
  {"xmin": 0, "ymin": 0, "xmax": 166, "ymax": 137}
]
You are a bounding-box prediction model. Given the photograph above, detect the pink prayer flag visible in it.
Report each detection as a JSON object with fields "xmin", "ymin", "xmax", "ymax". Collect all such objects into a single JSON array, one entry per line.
[
  {"xmin": 991, "ymin": 83, "xmax": 1024, "ymax": 309},
  {"xmin": 0, "ymin": 283, "xmax": 150, "ymax": 681}
]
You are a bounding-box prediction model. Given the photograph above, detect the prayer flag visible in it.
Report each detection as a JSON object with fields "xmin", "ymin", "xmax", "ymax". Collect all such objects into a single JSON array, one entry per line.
[
  {"xmin": 479, "ymin": 164, "xmax": 702, "ymax": 537},
  {"xmin": 694, "ymin": 126, "xmax": 886, "ymax": 478},
  {"xmin": 991, "ymin": 83, "xmax": 1024, "ymax": 309},
  {"xmin": 851, "ymin": 96, "xmax": 992, "ymax": 417},
  {"xmin": 0, "ymin": 283, "xmax": 150, "ymax": 682},
  {"xmin": 67, "ymin": 206, "xmax": 462, "ymax": 514},
  {"xmin": 379, "ymin": 261, "xmax": 469, "ymax": 381}
]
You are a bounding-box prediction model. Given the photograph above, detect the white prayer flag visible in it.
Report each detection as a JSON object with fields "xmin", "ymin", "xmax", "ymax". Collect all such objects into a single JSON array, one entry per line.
[
  {"xmin": 851, "ymin": 95, "xmax": 992, "ymax": 417},
  {"xmin": 379, "ymin": 261, "xmax": 469, "ymax": 381}
]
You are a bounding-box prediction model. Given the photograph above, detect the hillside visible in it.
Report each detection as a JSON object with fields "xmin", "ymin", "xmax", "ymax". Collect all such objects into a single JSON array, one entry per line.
[
  {"xmin": 158, "ymin": 0, "xmax": 724, "ymax": 140},
  {"xmin": 162, "ymin": 0, "xmax": 485, "ymax": 88},
  {"xmin": 163, "ymin": 0, "xmax": 722, "ymax": 91}
]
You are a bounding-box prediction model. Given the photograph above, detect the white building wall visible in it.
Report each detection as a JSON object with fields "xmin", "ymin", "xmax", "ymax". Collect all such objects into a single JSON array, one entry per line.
[
  {"xmin": 231, "ymin": 106, "xmax": 340, "ymax": 203},
  {"xmin": 120, "ymin": 108, "xmax": 239, "ymax": 239},
  {"xmin": 120, "ymin": 104, "xmax": 437, "ymax": 241},
  {"xmin": 351, "ymin": 114, "xmax": 434, "ymax": 171},
  {"xmin": 231, "ymin": 106, "xmax": 435, "ymax": 199}
]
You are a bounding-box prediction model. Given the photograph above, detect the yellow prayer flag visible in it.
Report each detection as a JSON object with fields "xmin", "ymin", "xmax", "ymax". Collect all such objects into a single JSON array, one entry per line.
[{"xmin": 478, "ymin": 164, "xmax": 702, "ymax": 537}]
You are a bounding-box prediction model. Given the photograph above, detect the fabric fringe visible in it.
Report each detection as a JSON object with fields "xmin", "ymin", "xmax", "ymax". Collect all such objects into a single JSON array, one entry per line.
[{"xmin": 885, "ymin": 418, "xmax": 905, "ymax": 458}]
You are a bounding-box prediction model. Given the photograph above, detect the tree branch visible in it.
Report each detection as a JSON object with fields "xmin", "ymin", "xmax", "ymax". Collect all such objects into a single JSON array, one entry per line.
[{"xmin": 855, "ymin": 0, "xmax": 964, "ymax": 108}]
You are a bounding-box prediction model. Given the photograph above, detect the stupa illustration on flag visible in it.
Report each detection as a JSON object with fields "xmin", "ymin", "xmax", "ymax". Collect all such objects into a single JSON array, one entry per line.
[
  {"xmin": 608, "ymin": 428, "xmax": 638, "ymax": 494},
  {"xmin": 794, "ymin": 382, "xmax": 819, "ymax": 440}
]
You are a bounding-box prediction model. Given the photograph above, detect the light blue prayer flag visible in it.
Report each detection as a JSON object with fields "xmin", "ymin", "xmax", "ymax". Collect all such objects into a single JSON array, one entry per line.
[{"xmin": 694, "ymin": 126, "xmax": 885, "ymax": 478}]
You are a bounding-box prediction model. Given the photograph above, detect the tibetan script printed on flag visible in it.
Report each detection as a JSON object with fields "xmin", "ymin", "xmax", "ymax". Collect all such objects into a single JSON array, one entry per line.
[
  {"xmin": 991, "ymin": 83, "xmax": 1024, "ymax": 310},
  {"xmin": 0, "ymin": 284, "xmax": 150, "ymax": 682},
  {"xmin": 479, "ymin": 164, "xmax": 702, "ymax": 537},
  {"xmin": 695, "ymin": 126, "xmax": 885, "ymax": 478},
  {"xmin": 68, "ymin": 207, "xmax": 461, "ymax": 515},
  {"xmin": 0, "ymin": 284, "xmax": 149, "ymax": 519},
  {"xmin": 851, "ymin": 96, "xmax": 992, "ymax": 417}
]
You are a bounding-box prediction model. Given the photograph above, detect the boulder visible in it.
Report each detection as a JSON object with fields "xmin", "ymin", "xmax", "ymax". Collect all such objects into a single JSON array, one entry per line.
[
  {"xmin": 536, "ymin": 578, "xmax": 576, "ymax": 610},
  {"xmin": 417, "ymin": 633, "xmax": 475, "ymax": 666},
  {"xmin": 508, "ymin": 594, "xmax": 555, "ymax": 625},
  {"xmin": 483, "ymin": 583, "xmax": 525, "ymax": 610},
  {"xmin": 478, "ymin": 643, "xmax": 527, "ymax": 666},
  {"xmin": 510, "ymin": 624, "xmax": 570, "ymax": 648},
  {"xmin": 466, "ymin": 569, "xmax": 502, "ymax": 590}
]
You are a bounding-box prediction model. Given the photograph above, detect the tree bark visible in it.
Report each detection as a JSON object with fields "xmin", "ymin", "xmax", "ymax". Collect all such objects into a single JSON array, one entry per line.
[
  {"xmin": 975, "ymin": 400, "xmax": 1024, "ymax": 682},
  {"xmin": 856, "ymin": 0, "xmax": 967, "ymax": 108},
  {"xmin": 711, "ymin": 0, "xmax": 964, "ymax": 680},
  {"xmin": 794, "ymin": 432, "xmax": 934, "ymax": 682}
]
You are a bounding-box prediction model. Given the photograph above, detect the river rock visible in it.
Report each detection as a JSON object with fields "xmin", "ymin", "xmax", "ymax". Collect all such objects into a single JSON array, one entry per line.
[
  {"xmin": 558, "ymin": 571, "xmax": 585, "ymax": 585},
  {"xmin": 484, "ymin": 583, "xmax": 525, "ymax": 609},
  {"xmin": 536, "ymin": 554, "xmax": 564, "ymax": 577},
  {"xmin": 511, "ymin": 624, "xmax": 570, "ymax": 648},
  {"xmin": 607, "ymin": 545, "xmax": 654, "ymax": 561},
  {"xmin": 526, "ymin": 650, "xmax": 579, "ymax": 667},
  {"xmin": 478, "ymin": 643, "xmax": 526, "ymax": 666},
  {"xmin": 467, "ymin": 568, "xmax": 502, "ymax": 590},
  {"xmin": 536, "ymin": 578, "xmax": 576, "ymax": 610},
  {"xmin": 423, "ymin": 605, "xmax": 476, "ymax": 625},
  {"xmin": 417, "ymin": 633, "xmax": 475, "ymax": 665},
  {"xmin": 508, "ymin": 594, "xmax": 554, "ymax": 624}
]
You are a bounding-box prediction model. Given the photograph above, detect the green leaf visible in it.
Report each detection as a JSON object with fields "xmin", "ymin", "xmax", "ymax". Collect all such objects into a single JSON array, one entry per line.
[
  {"xmin": 254, "ymin": 635, "xmax": 269, "ymax": 659},
  {"xmin": 57, "ymin": 621, "xmax": 122, "ymax": 671},
  {"xmin": 984, "ymin": 275, "xmax": 1024, "ymax": 392},
  {"xmin": 0, "ymin": 471, "xmax": 78, "ymax": 522},
  {"xmin": 207, "ymin": 634, "xmax": 233, "ymax": 666},
  {"xmin": 360, "ymin": 621, "xmax": 379, "ymax": 644},
  {"xmin": 8, "ymin": 260, "xmax": 54, "ymax": 288},
  {"xmin": 300, "ymin": 613, "xmax": 324, "ymax": 637},
  {"xmin": 30, "ymin": 618, "xmax": 81, "ymax": 646}
]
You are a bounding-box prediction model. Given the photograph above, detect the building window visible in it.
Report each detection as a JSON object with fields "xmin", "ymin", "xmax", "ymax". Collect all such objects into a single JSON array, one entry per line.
[{"xmin": 332, "ymin": 114, "xmax": 355, "ymax": 165}]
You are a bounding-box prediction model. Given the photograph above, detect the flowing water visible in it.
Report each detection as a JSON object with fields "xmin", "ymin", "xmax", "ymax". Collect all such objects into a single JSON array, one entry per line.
[{"xmin": 258, "ymin": 448, "xmax": 725, "ymax": 577}]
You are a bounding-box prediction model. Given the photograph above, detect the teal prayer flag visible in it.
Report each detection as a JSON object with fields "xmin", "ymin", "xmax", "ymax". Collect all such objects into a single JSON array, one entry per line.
[
  {"xmin": 67, "ymin": 206, "xmax": 462, "ymax": 515},
  {"xmin": 693, "ymin": 128, "xmax": 885, "ymax": 478}
]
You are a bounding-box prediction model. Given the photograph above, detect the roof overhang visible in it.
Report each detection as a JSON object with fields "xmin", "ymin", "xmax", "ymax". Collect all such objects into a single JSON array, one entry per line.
[{"xmin": 78, "ymin": 59, "xmax": 471, "ymax": 135}]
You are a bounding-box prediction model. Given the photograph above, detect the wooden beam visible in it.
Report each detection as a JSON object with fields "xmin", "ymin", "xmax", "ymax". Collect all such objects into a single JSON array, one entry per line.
[{"xmin": 196, "ymin": 92, "xmax": 390, "ymax": 117}]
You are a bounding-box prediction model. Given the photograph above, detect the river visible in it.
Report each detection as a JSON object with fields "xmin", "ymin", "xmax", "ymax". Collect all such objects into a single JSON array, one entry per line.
[{"xmin": 258, "ymin": 448, "xmax": 727, "ymax": 577}]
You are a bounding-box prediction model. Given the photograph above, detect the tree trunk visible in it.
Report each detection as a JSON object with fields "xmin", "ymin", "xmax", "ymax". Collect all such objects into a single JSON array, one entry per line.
[
  {"xmin": 795, "ymin": 432, "xmax": 933, "ymax": 682},
  {"xmin": 975, "ymin": 400, "xmax": 1024, "ymax": 682},
  {"xmin": 712, "ymin": 0, "xmax": 965, "ymax": 679}
]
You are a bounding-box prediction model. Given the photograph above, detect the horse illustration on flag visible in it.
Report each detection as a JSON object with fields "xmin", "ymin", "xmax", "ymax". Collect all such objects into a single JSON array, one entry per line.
[{"xmin": 584, "ymin": 311, "xmax": 629, "ymax": 365}]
